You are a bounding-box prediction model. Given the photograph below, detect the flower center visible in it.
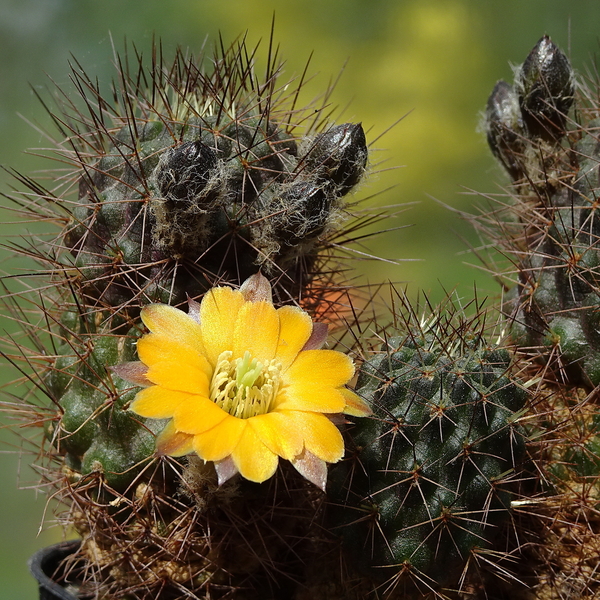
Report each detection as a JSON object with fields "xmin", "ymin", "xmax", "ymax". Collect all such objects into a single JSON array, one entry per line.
[{"xmin": 210, "ymin": 350, "xmax": 283, "ymax": 419}]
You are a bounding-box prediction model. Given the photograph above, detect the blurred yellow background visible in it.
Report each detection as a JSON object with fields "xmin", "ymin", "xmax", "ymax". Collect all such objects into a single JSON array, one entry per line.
[{"xmin": 2, "ymin": 1, "xmax": 600, "ymax": 597}]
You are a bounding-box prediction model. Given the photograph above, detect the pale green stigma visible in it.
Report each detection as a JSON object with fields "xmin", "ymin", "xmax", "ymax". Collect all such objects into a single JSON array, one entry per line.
[{"xmin": 210, "ymin": 350, "xmax": 283, "ymax": 419}]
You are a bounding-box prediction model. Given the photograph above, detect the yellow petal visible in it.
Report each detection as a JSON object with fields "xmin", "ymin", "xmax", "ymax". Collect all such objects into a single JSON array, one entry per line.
[
  {"xmin": 155, "ymin": 421, "xmax": 195, "ymax": 457},
  {"xmin": 275, "ymin": 306, "xmax": 313, "ymax": 371},
  {"xmin": 140, "ymin": 346, "xmax": 210, "ymax": 397},
  {"xmin": 137, "ymin": 334, "xmax": 213, "ymax": 380},
  {"xmin": 283, "ymin": 349, "xmax": 355, "ymax": 388},
  {"xmin": 200, "ymin": 287, "xmax": 245, "ymax": 365},
  {"xmin": 192, "ymin": 416, "xmax": 246, "ymax": 461},
  {"xmin": 248, "ymin": 412, "xmax": 304, "ymax": 460},
  {"xmin": 130, "ymin": 386, "xmax": 189, "ymax": 419},
  {"xmin": 233, "ymin": 300, "xmax": 280, "ymax": 361},
  {"xmin": 340, "ymin": 388, "xmax": 372, "ymax": 417},
  {"xmin": 274, "ymin": 382, "xmax": 347, "ymax": 413},
  {"xmin": 173, "ymin": 397, "xmax": 229, "ymax": 434},
  {"xmin": 231, "ymin": 425, "xmax": 279, "ymax": 483},
  {"xmin": 145, "ymin": 361, "xmax": 210, "ymax": 396},
  {"xmin": 141, "ymin": 304, "xmax": 204, "ymax": 354},
  {"xmin": 284, "ymin": 411, "xmax": 344, "ymax": 463}
]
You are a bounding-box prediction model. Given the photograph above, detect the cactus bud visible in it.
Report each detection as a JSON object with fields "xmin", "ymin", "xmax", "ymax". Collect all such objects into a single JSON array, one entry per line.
[
  {"xmin": 485, "ymin": 80, "xmax": 526, "ymax": 180},
  {"xmin": 271, "ymin": 181, "xmax": 332, "ymax": 246},
  {"xmin": 304, "ymin": 122, "xmax": 368, "ymax": 195},
  {"xmin": 155, "ymin": 140, "xmax": 219, "ymax": 202},
  {"xmin": 515, "ymin": 35, "xmax": 574, "ymax": 140}
]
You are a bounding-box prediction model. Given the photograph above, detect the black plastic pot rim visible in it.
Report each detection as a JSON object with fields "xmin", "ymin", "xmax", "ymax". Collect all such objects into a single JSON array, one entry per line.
[{"xmin": 29, "ymin": 540, "xmax": 82, "ymax": 600}]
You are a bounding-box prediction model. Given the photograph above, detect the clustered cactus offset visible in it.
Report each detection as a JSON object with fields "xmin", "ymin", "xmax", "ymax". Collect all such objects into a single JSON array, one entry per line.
[{"xmin": 329, "ymin": 297, "xmax": 526, "ymax": 596}]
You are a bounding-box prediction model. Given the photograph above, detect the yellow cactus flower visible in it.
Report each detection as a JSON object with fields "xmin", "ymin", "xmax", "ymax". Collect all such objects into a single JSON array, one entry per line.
[{"xmin": 115, "ymin": 273, "xmax": 370, "ymax": 490}]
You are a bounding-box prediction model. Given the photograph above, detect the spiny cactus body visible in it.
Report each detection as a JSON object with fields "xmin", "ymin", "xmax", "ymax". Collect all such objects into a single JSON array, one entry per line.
[
  {"xmin": 43, "ymin": 312, "xmax": 161, "ymax": 492},
  {"xmin": 330, "ymin": 300, "xmax": 526, "ymax": 595},
  {"xmin": 481, "ymin": 36, "xmax": 600, "ymax": 600},
  {"xmin": 483, "ymin": 35, "xmax": 600, "ymax": 387},
  {"xmin": 1, "ymin": 35, "xmax": 377, "ymax": 600}
]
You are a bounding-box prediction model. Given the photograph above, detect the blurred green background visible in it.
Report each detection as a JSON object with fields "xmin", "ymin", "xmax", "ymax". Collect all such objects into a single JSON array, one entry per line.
[{"xmin": 1, "ymin": 1, "xmax": 600, "ymax": 597}]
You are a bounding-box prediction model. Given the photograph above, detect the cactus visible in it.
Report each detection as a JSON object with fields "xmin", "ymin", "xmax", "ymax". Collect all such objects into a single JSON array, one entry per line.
[
  {"xmin": 481, "ymin": 35, "xmax": 600, "ymax": 387},
  {"xmin": 5, "ymin": 28, "xmax": 600, "ymax": 600},
  {"xmin": 329, "ymin": 295, "xmax": 527, "ymax": 596},
  {"xmin": 34, "ymin": 33, "xmax": 369, "ymax": 501},
  {"xmin": 1, "ymin": 35, "xmax": 375, "ymax": 600},
  {"xmin": 479, "ymin": 36, "xmax": 600, "ymax": 600}
]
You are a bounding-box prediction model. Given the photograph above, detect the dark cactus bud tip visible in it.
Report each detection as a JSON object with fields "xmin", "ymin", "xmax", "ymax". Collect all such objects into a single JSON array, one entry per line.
[
  {"xmin": 291, "ymin": 181, "xmax": 330, "ymax": 218},
  {"xmin": 272, "ymin": 181, "xmax": 332, "ymax": 245},
  {"xmin": 156, "ymin": 140, "xmax": 218, "ymax": 201},
  {"xmin": 486, "ymin": 81, "xmax": 519, "ymax": 126},
  {"xmin": 517, "ymin": 35, "xmax": 574, "ymax": 139},
  {"xmin": 485, "ymin": 80, "xmax": 525, "ymax": 180},
  {"xmin": 305, "ymin": 122, "xmax": 368, "ymax": 195}
]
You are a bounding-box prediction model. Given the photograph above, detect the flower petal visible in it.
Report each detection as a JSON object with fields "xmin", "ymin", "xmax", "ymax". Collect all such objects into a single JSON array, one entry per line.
[
  {"xmin": 291, "ymin": 450, "xmax": 328, "ymax": 491},
  {"xmin": 155, "ymin": 420, "xmax": 195, "ymax": 457},
  {"xmin": 173, "ymin": 397, "xmax": 229, "ymax": 434},
  {"xmin": 141, "ymin": 304, "xmax": 204, "ymax": 353},
  {"xmin": 274, "ymin": 383, "xmax": 347, "ymax": 413},
  {"xmin": 248, "ymin": 412, "xmax": 304, "ymax": 461},
  {"xmin": 187, "ymin": 297, "xmax": 201, "ymax": 323},
  {"xmin": 341, "ymin": 388, "xmax": 372, "ymax": 417},
  {"xmin": 239, "ymin": 272, "xmax": 272, "ymax": 303},
  {"xmin": 200, "ymin": 287, "xmax": 245, "ymax": 365},
  {"xmin": 192, "ymin": 416, "xmax": 246, "ymax": 461},
  {"xmin": 137, "ymin": 334, "xmax": 212, "ymax": 380},
  {"xmin": 231, "ymin": 425, "xmax": 279, "ymax": 483},
  {"xmin": 284, "ymin": 411, "xmax": 345, "ymax": 463},
  {"xmin": 214, "ymin": 456, "xmax": 239, "ymax": 486},
  {"xmin": 283, "ymin": 349, "xmax": 355, "ymax": 388},
  {"xmin": 301, "ymin": 322, "xmax": 328, "ymax": 351},
  {"xmin": 111, "ymin": 361, "xmax": 151, "ymax": 387},
  {"xmin": 233, "ymin": 300, "xmax": 280, "ymax": 361},
  {"xmin": 275, "ymin": 306, "xmax": 313, "ymax": 371},
  {"xmin": 145, "ymin": 361, "xmax": 210, "ymax": 396},
  {"xmin": 130, "ymin": 386, "xmax": 189, "ymax": 419}
]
